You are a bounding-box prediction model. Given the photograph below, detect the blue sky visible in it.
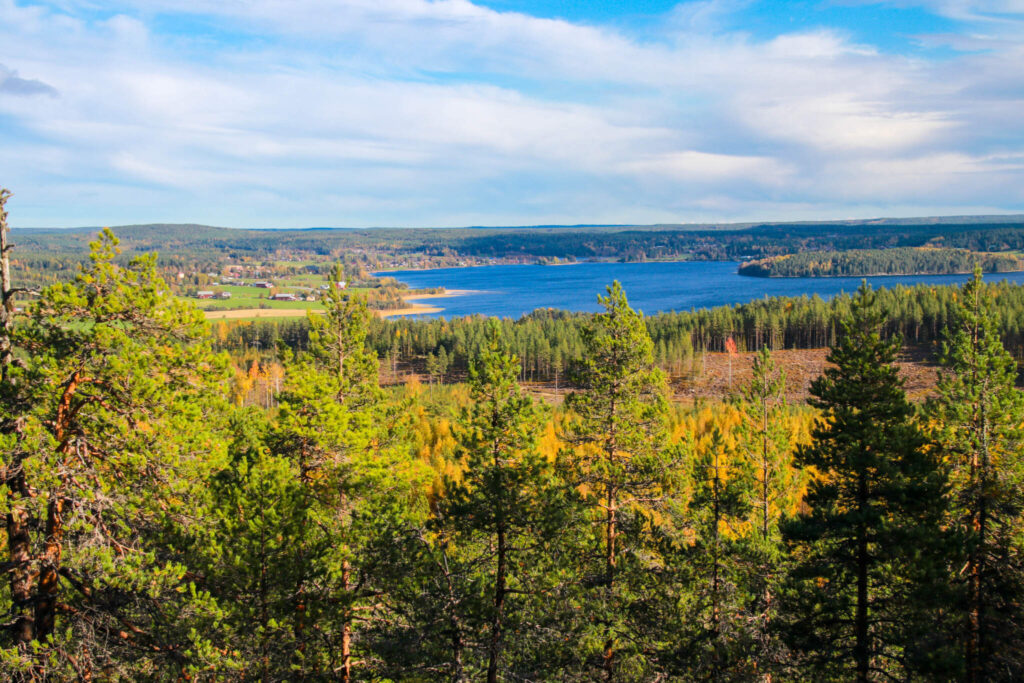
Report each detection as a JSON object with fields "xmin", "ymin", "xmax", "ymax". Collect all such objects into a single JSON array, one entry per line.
[{"xmin": 2, "ymin": 0, "xmax": 1024, "ymax": 228}]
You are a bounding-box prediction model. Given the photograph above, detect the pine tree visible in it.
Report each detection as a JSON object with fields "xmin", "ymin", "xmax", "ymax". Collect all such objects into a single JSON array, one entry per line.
[
  {"xmin": 561, "ymin": 281, "xmax": 672, "ymax": 680},
  {"xmin": 737, "ymin": 350, "xmax": 806, "ymax": 675},
  {"xmin": 0, "ymin": 230, "xmax": 231, "ymax": 679},
  {"xmin": 269, "ymin": 265, "xmax": 422, "ymax": 680},
  {"xmin": 928, "ymin": 268, "xmax": 1024, "ymax": 680},
  {"xmin": 428, "ymin": 322, "xmax": 572, "ymax": 680},
  {"xmin": 445, "ymin": 323, "xmax": 552, "ymax": 680},
  {"xmin": 781, "ymin": 282, "xmax": 949, "ymax": 681},
  {"xmin": 740, "ymin": 346, "xmax": 799, "ymax": 547},
  {"xmin": 191, "ymin": 406, "xmax": 308, "ymax": 680},
  {"xmin": 737, "ymin": 346, "xmax": 803, "ymax": 674}
]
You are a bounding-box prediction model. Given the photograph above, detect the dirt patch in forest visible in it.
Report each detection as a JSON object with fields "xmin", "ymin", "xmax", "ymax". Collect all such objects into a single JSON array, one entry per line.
[
  {"xmin": 670, "ymin": 348, "xmax": 940, "ymax": 403},
  {"xmin": 517, "ymin": 347, "xmax": 941, "ymax": 405}
]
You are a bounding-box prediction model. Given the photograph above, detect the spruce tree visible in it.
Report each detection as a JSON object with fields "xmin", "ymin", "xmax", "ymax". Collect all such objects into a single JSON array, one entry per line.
[
  {"xmin": 781, "ymin": 282, "xmax": 949, "ymax": 681},
  {"xmin": 561, "ymin": 281, "xmax": 672, "ymax": 680},
  {"xmin": 928, "ymin": 268, "xmax": 1024, "ymax": 681}
]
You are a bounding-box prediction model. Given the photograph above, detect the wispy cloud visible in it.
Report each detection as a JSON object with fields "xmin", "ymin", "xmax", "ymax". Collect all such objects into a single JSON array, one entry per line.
[{"xmin": 0, "ymin": 0, "xmax": 1023, "ymax": 226}]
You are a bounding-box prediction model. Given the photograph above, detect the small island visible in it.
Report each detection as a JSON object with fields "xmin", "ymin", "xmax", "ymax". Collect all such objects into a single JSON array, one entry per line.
[{"xmin": 738, "ymin": 247, "xmax": 1024, "ymax": 278}]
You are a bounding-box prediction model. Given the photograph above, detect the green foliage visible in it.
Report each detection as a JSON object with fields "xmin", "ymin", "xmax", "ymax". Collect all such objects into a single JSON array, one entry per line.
[
  {"xmin": 737, "ymin": 347, "xmax": 803, "ymax": 672},
  {"xmin": 0, "ymin": 229, "xmax": 232, "ymax": 678},
  {"xmin": 781, "ymin": 283, "xmax": 952, "ymax": 681},
  {"xmin": 441, "ymin": 323, "xmax": 567, "ymax": 680},
  {"xmin": 5, "ymin": 219, "xmax": 1024, "ymax": 681},
  {"xmin": 739, "ymin": 347, "xmax": 802, "ymax": 547},
  {"xmin": 374, "ymin": 323, "xmax": 577, "ymax": 681},
  {"xmin": 674, "ymin": 427, "xmax": 759, "ymax": 679},
  {"xmin": 213, "ymin": 269, "xmax": 430, "ymax": 680},
  {"xmin": 740, "ymin": 247, "xmax": 1022, "ymax": 278},
  {"xmin": 927, "ymin": 268, "xmax": 1024, "ymax": 680},
  {"xmin": 561, "ymin": 281, "xmax": 674, "ymax": 680}
]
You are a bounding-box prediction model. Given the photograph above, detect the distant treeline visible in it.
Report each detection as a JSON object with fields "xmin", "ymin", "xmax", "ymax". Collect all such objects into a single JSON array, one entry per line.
[
  {"xmin": 14, "ymin": 221, "xmax": 1024, "ymax": 272},
  {"xmin": 214, "ymin": 279, "xmax": 1024, "ymax": 381},
  {"xmin": 738, "ymin": 247, "xmax": 1024, "ymax": 278}
]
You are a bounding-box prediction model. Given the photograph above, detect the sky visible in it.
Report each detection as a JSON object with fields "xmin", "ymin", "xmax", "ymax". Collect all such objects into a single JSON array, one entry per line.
[{"xmin": 1, "ymin": 0, "xmax": 1024, "ymax": 228}]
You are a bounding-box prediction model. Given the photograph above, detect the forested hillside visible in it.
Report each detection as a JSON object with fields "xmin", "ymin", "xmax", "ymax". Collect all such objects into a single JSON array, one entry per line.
[
  {"xmin": 739, "ymin": 247, "xmax": 1024, "ymax": 278},
  {"xmin": 3, "ymin": 192, "xmax": 1024, "ymax": 680},
  {"xmin": 13, "ymin": 219, "xmax": 1024, "ymax": 280}
]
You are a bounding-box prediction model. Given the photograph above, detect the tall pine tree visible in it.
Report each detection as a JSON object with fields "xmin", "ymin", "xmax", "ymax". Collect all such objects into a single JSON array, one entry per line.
[
  {"xmin": 782, "ymin": 282, "xmax": 949, "ymax": 681},
  {"xmin": 439, "ymin": 322, "xmax": 568, "ymax": 682},
  {"xmin": 269, "ymin": 265, "xmax": 423, "ymax": 680},
  {"xmin": 738, "ymin": 347, "xmax": 803, "ymax": 675},
  {"xmin": 928, "ymin": 268, "xmax": 1024, "ymax": 681},
  {"xmin": 561, "ymin": 281, "xmax": 672, "ymax": 680},
  {"xmin": 0, "ymin": 230, "xmax": 231, "ymax": 679}
]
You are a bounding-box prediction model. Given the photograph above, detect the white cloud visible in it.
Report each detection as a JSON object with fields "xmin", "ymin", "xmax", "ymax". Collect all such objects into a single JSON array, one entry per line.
[
  {"xmin": 1, "ymin": 0, "xmax": 1023, "ymax": 226},
  {"xmin": 618, "ymin": 151, "xmax": 792, "ymax": 183}
]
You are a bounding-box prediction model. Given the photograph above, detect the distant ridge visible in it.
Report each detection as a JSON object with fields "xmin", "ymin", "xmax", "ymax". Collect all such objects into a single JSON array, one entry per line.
[{"xmin": 15, "ymin": 214, "xmax": 1024, "ymax": 233}]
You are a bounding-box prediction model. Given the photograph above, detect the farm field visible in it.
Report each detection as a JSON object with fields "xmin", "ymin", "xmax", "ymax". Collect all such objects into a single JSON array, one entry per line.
[{"xmin": 182, "ymin": 276, "xmax": 442, "ymax": 320}]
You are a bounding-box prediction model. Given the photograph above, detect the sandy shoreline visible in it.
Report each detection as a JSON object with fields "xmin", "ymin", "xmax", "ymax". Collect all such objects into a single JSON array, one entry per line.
[
  {"xmin": 403, "ymin": 288, "xmax": 477, "ymax": 300},
  {"xmin": 377, "ymin": 303, "xmax": 442, "ymax": 317},
  {"xmin": 204, "ymin": 301, "xmax": 442, "ymax": 320}
]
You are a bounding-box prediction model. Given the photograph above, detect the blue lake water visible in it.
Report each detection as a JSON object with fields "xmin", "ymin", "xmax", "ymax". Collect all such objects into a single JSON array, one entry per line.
[{"xmin": 378, "ymin": 261, "xmax": 1024, "ymax": 319}]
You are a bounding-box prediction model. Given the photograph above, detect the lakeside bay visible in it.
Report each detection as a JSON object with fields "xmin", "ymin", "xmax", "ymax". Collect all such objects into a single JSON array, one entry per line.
[{"xmin": 381, "ymin": 260, "xmax": 1024, "ymax": 318}]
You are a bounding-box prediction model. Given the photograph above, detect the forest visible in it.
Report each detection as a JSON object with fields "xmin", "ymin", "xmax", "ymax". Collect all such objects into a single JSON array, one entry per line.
[
  {"xmin": 214, "ymin": 276, "xmax": 1024, "ymax": 387},
  {"xmin": 12, "ymin": 219, "xmax": 1024, "ymax": 282},
  {"xmin": 2, "ymin": 191, "xmax": 1024, "ymax": 681},
  {"xmin": 738, "ymin": 247, "xmax": 1024, "ymax": 278}
]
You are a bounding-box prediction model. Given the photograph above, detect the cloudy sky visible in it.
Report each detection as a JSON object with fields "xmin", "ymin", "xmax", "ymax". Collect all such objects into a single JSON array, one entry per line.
[{"xmin": 2, "ymin": 0, "xmax": 1024, "ymax": 227}]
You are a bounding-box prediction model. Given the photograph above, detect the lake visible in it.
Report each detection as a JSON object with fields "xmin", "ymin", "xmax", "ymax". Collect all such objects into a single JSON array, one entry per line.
[{"xmin": 378, "ymin": 261, "xmax": 1024, "ymax": 319}]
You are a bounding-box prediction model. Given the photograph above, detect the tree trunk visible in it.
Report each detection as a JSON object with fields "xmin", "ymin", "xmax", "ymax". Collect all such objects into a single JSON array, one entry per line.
[
  {"xmin": 0, "ymin": 188, "xmax": 14, "ymax": 372},
  {"xmin": 487, "ymin": 524, "xmax": 506, "ymax": 683},
  {"xmin": 855, "ymin": 474, "xmax": 870, "ymax": 683},
  {"xmin": 341, "ymin": 558, "xmax": 352, "ymax": 683},
  {"xmin": 603, "ymin": 394, "xmax": 618, "ymax": 683},
  {"xmin": 36, "ymin": 373, "xmax": 79, "ymax": 646},
  {"xmin": 35, "ymin": 495, "xmax": 65, "ymax": 643},
  {"xmin": 487, "ymin": 432, "xmax": 507, "ymax": 683},
  {"xmin": 1, "ymin": 190, "xmax": 34, "ymax": 651},
  {"xmin": 966, "ymin": 322, "xmax": 987, "ymax": 683},
  {"xmin": 7, "ymin": 504, "xmax": 33, "ymax": 648},
  {"xmin": 451, "ymin": 629, "xmax": 465, "ymax": 683},
  {"xmin": 761, "ymin": 397, "xmax": 770, "ymax": 542},
  {"xmin": 603, "ymin": 485, "xmax": 617, "ymax": 682}
]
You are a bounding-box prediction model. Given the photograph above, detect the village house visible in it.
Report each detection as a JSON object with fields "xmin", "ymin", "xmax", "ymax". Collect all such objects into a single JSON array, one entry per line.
[{"xmin": 195, "ymin": 291, "xmax": 215, "ymax": 299}]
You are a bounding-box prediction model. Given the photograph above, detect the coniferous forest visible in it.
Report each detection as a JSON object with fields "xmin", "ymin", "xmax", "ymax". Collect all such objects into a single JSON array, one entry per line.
[
  {"xmin": 738, "ymin": 247, "xmax": 1024, "ymax": 278},
  {"xmin": 4, "ymin": 195, "xmax": 1024, "ymax": 681}
]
